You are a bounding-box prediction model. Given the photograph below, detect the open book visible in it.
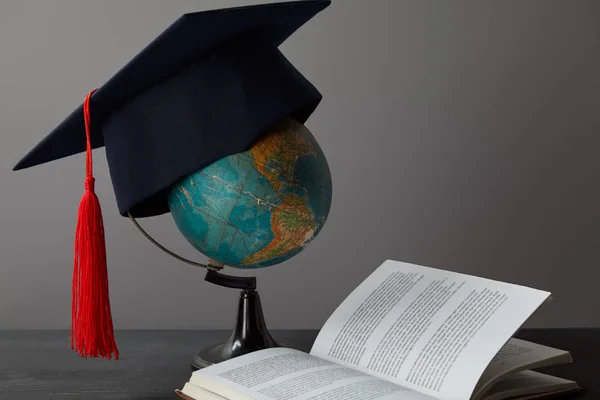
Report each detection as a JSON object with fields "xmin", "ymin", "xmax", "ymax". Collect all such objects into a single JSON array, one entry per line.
[{"xmin": 176, "ymin": 260, "xmax": 579, "ymax": 400}]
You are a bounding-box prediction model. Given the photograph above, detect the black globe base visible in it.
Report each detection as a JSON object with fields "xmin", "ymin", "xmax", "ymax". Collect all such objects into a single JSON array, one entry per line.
[{"xmin": 191, "ymin": 283, "xmax": 283, "ymax": 370}]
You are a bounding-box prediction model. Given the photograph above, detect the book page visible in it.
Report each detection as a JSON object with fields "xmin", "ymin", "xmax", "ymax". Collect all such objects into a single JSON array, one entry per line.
[
  {"xmin": 481, "ymin": 370, "xmax": 577, "ymax": 400},
  {"xmin": 472, "ymin": 338, "xmax": 572, "ymax": 399},
  {"xmin": 310, "ymin": 260, "xmax": 550, "ymax": 400},
  {"xmin": 188, "ymin": 347, "xmax": 437, "ymax": 400}
]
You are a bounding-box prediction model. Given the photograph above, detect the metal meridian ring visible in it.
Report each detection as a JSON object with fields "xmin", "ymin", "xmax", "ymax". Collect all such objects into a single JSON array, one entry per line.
[{"xmin": 127, "ymin": 212, "xmax": 223, "ymax": 271}]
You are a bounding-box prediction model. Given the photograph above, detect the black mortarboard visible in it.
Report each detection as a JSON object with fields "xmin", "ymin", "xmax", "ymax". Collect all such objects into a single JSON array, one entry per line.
[
  {"xmin": 13, "ymin": 0, "xmax": 330, "ymax": 360},
  {"xmin": 14, "ymin": 0, "xmax": 329, "ymax": 218}
]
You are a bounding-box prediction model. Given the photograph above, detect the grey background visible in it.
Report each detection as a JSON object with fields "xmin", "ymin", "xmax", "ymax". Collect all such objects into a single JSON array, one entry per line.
[{"xmin": 1, "ymin": 0, "xmax": 598, "ymax": 330}]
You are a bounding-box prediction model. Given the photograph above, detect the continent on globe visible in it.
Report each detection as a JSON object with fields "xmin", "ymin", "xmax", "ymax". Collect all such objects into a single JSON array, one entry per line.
[{"xmin": 168, "ymin": 118, "xmax": 332, "ymax": 269}]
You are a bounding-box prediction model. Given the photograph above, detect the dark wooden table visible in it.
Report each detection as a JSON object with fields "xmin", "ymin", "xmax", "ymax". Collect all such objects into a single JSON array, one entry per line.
[{"xmin": 0, "ymin": 329, "xmax": 596, "ymax": 399}]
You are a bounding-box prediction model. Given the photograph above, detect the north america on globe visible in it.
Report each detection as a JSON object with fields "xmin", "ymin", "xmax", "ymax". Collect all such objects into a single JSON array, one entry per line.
[{"xmin": 168, "ymin": 118, "xmax": 332, "ymax": 268}]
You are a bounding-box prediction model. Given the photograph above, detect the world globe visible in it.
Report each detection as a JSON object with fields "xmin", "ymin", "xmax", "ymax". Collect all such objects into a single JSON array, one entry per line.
[{"xmin": 167, "ymin": 118, "xmax": 332, "ymax": 269}]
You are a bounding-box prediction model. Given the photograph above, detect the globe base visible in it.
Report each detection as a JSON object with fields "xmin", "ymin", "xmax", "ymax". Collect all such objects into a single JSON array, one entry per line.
[{"xmin": 191, "ymin": 288, "xmax": 283, "ymax": 370}]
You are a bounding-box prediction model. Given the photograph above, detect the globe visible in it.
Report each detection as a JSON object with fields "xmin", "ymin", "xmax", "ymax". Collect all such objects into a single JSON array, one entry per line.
[{"xmin": 167, "ymin": 118, "xmax": 332, "ymax": 269}]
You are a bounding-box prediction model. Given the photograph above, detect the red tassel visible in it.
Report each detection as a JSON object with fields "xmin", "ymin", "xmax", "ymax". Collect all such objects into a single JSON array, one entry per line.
[{"xmin": 71, "ymin": 89, "xmax": 119, "ymax": 360}]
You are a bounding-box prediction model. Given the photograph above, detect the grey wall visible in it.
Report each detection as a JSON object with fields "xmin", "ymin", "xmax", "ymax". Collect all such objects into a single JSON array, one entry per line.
[{"xmin": 1, "ymin": 0, "xmax": 599, "ymax": 330}]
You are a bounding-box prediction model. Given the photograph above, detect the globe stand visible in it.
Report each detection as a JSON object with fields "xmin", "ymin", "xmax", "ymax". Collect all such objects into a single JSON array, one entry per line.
[{"xmin": 191, "ymin": 270, "xmax": 282, "ymax": 370}]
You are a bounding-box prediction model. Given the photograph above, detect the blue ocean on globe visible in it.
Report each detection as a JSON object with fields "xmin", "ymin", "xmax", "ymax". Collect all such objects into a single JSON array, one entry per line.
[{"xmin": 168, "ymin": 118, "xmax": 332, "ymax": 268}]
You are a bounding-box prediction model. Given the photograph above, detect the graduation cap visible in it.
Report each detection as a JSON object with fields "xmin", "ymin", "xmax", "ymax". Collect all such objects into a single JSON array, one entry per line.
[{"xmin": 14, "ymin": 0, "xmax": 330, "ymax": 360}]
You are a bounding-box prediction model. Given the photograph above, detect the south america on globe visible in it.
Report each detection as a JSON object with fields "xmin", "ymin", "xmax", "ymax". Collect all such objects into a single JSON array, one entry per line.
[{"xmin": 168, "ymin": 118, "xmax": 332, "ymax": 268}]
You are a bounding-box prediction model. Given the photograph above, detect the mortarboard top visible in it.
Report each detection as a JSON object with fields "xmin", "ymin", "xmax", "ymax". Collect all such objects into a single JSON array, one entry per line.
[
  {"xmin": 12, "ymin": 0, "xmax": 331, "ymax": 360},
  {"xmin": 14, "ymin": 0, "xmax": 330, "ymax": 218}
]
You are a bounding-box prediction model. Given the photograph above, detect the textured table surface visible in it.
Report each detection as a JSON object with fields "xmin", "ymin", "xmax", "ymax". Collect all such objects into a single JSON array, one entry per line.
[{"xmin": 0, "ymin": 329, "xmax": 596, "ymax": 399}]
